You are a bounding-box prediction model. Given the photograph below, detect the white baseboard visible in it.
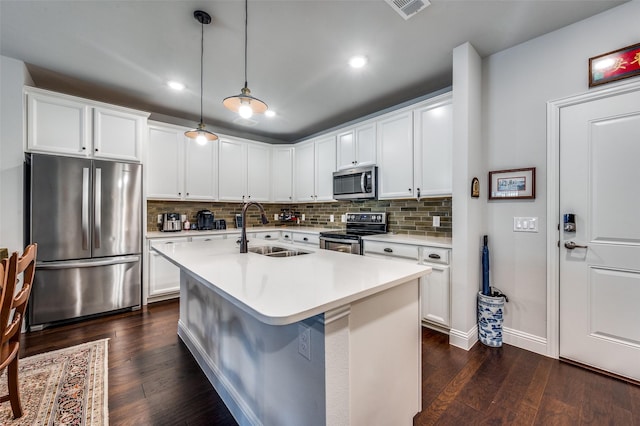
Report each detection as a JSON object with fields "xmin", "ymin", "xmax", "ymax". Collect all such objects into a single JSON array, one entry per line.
[
  {"xmin": 448, "ymin": 325, "xmax": 478, "ymax": 350},
  {"xmin": 446, "ymin": 324, "xmax": 548, "ymax": 356},
  {"xmin": 503, "ymin": 326, "xmax": 548, "ymax": 357}
]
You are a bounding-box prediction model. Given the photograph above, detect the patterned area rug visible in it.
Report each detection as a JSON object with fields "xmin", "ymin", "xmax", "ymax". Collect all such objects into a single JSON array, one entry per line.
[{"xmin": 0, "ymin": 339, "xmax": 109, "ymax": 425}]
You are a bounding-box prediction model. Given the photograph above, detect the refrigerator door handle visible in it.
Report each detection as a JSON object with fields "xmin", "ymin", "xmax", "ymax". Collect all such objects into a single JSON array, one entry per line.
[
  {"xmin": 82, "ymin": 167, "xmax": 90, "ymax": 250},
  {"xmin": 94, "ymin": 167, "xmax": 102, "ymax": 249},
  {"xmin": 36, "ymin": 255, "xmax": 140, "ymax": 270}
]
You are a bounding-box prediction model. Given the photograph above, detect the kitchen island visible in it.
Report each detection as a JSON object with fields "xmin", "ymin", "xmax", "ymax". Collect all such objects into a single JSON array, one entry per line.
[{"xmin": 153, "ymin": 238, "xmax": 431, "ymax": 425}]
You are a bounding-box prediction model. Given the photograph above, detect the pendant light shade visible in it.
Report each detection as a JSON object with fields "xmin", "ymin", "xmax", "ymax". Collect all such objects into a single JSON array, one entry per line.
[
  {"xmin": 223, "ymin": 0, "xmax": 267, "ymax": 118},
  {"xmin": 185, "ymin": 10, "xmax": 218, "ymax": 144}
]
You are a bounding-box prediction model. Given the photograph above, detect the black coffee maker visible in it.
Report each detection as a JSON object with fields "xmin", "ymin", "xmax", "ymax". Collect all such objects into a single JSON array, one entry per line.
[{"xmin": 196, "ymin": 210, "xmax": 215, "ymax": 230}]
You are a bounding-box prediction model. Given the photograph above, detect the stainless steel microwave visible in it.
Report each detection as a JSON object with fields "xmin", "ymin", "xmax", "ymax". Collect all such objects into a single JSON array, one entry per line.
[{"xmin": 332, "ymin": 165, "xmax": 377, "ymax": 200}]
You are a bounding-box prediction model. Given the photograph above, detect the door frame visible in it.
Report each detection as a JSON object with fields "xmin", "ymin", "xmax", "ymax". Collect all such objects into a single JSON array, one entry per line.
[{"xmin": 545, "ymin": 79, "xmax": 640, "ymax": 358}]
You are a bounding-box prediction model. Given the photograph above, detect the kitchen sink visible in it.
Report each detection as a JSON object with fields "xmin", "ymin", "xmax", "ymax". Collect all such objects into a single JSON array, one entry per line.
[{"xmin": 248, "ymin": 246, "xmax": 311, "ymax": 257}]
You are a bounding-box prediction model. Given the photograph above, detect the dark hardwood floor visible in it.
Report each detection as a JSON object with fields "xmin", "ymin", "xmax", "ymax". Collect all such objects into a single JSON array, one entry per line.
[{"xmin": 20, "ymin": 300, "xmax": 640, "ymax": 425}]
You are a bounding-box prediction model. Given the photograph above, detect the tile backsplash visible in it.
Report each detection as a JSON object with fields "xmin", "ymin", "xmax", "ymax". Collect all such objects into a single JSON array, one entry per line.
[{"xmin": 147, "ymin": 197, "xmax": 452, "ymax": 237}]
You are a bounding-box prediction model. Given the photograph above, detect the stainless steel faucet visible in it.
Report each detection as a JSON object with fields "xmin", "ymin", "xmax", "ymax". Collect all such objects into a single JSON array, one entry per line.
[{"xmin": 239, "ymin": 201, "xmax": 269, "ymax": 253}]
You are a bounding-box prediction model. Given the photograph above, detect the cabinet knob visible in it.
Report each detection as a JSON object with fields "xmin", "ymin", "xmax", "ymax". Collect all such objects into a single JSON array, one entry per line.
[
  {"xmin": 303, "ymin": 237, "xmax": 308, "ymax": 241},
  {"xmin": 428, "ymin": 253, "xmax": 441, "ymax": 259},
  {"xmin": 186, "ymin": 192, "xmax": 189, "ymax": 196},
  {"xmin": 178, "ymin": 192, "xmax": 182, "ymax": 196},
  {"xmin": 289, "ymin": 196, "xmax": 292, "ymax": 200},
  {"xmin": 95, "ymin": 148, "xmax": 99, "ymax": 152},
  {"xmin": 265, "ymin": 235, "xmax": 271, "ymax": 239},
  {"xmin": 384, "ymin": 248, "xmax": 393, "ymax": 253},
  {"xmin": 408, "ymin": 188, "xmax": 412, "ymax": 192},
  {"xmin": 284, "ymin": 235, "xmax": 290, "ymax": 239},
  {"xmin": 82, "ymin": 147, "xmax": 86, "ymax": 150}
]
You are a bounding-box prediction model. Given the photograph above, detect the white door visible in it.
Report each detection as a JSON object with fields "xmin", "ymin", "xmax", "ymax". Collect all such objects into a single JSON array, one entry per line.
[{"xmin": 559, "ymin": 85, "xmax": 640, "ymax": 382}]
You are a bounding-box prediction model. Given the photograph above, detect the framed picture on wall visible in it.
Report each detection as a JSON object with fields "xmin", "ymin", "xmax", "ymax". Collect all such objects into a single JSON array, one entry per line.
[
  {"xmin": 488, "ymin": 167, "xmax": 535, "ymax": 200},
  {"xmin": 589, "ymin": 42, "xmax": 640, "ymax": 87}
]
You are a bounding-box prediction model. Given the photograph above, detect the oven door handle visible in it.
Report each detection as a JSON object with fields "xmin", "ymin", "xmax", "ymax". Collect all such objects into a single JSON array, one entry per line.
[
  {"xmin": 360, "ymin": 172, "xmax": 367, "ymax": 193},
  {"xmin": 320, "ymin": 236, "xmax": 359, "ymax": 245}
]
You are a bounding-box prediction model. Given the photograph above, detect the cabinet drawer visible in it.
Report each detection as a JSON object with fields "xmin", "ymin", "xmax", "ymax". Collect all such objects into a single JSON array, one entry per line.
[
  {"xmin": 292, "ymin": 232, "xmax": 319, "ymax": 246},
  {"xmin": 420, "ymin": 247, "xmax": 450, "ymax": 265},
  {"xmin": 149, "ymin": 237, "xmax": 189, "ymax": 249},
  {"xmin": 280, "ymin": 232, "xmax": 292, "ymax": 242},
  {"xmin": 190, "ymin": 234, "xmax": 226, "ymax": 242},
  {"xmin": 363, "ymin": 241, "xmax": 419, "ymax": 261},
  {"xmin": 253, "ymin": 231, "xmax": 280, "ymax": 240}
]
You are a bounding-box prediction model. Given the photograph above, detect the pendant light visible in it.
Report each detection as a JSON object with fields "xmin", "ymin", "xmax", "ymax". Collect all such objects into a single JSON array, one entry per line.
[
  {"xmin": 223, "ymin": 0, "xmax": 268, "ymax": 119},
  {"xmin": 185, "ymin": 10, "xmax": 218, "ymax": 145}
]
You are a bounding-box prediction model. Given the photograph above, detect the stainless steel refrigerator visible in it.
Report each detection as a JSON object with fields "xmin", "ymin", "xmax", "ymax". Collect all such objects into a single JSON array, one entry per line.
[{"xmin": 25, "ymin": 153, "xmax": 142, "ymax": 330}]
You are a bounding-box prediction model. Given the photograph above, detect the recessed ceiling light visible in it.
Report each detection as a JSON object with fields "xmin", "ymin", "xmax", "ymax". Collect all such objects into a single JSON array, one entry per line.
[
  {"xmin": 167, "ymin": 81, "xmax": 185, "ymax": 91},
  {"xmin": 265, "ymin": 110, "xmax": 276, "ymax": 118},
  {"xmin": 349, "ymin": 56, "xmax": 367, "ymax": 69}
]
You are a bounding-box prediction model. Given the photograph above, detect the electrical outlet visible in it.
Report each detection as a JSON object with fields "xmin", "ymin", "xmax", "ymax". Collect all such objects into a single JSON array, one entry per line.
[
  {"xmin": 341, "ymin": 214, "xmax": 347, "ymax": 222},
  {"xmin": 157, "ymin": 214, "xmax": 162, "ymax": 224},
  {"xmin": 330, "ymin": 214, "xmax": 334, "ymax": 222},
  {"xmin": 301, "ymin": 214, "xmax": 305, "ymax": 221},
  {"xmin": 298, "ymin": 324, "xmax": 311, "ymax": 360},
  {"xmin": 274, "ymin": 214, "xmax": 279, "ymax": 221},
  {"xmin": 433, "ymin": 216, "xmax": 440, "ymax": 227}
]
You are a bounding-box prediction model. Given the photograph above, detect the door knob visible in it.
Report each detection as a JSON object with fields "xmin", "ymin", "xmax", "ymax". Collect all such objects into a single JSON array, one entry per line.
[{"xmin": 565, "ymin": 241, "xmax": 588, "ymax": 250}]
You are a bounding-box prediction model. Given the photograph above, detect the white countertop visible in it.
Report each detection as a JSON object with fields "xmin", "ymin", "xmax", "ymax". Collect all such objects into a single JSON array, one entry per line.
[
  {"xmin": 146, "ymin": 226, "xmax": 330, "ymax": 239},
  {"xmin": 152, "ymin": 238, "xmax": 430, "ymax": 326},
  {"xmin": 362, "ymin": 233, "xmax": 452, "ymax": 249}
]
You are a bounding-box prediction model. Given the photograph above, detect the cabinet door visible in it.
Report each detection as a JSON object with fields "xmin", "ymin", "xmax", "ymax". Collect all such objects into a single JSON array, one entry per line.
[
  {"xmin": 93, "ymin": 107, "xmax": 145, "ymax": 161},
  {"xmin": 293, "ymin": 141, "xmax": 315, "ymax": 202},
  {"xmin": 218, "ymin": 138, "xmax": 247, "ymax": 201},
  {"xmin": 185, "ymin": 138, "xmax": 218, "ymax": 200},
  {"xmin": 272, "ymin": 146, "xmax": 294, "ymax": 202},
  {"xmin": 414, "ymin": 96, "xmax": 452, "ymax": 197},
  {"xmin": 421, "ymin": 264, "xmax": 450, "ymax": 327},
  {"xmin": 247, "ymin": 143, "xmax": 271, "ymax": 201},
  {"xmin": 336, "ymin": 130, "xmax": 355, "ymax": 170},
  {"xmin": 148, "ymin": 242, "xmax": 181, "ymax": 298},
  {"xmin": 355, "ymin": 122, "xmax": 376, "ymax": 167},
  {"xmin": 146, "ymin": 125, "xmax": 183, "ymax": 199},
  {"xmin": 377, "ymin": 111, "xmax": 414, "ymax": 199},
  {"xmin": 314, "ymin": 135, "xmax": 337, "ymax": 201},
  {"xmin": 26, "ymin": 91, "xmax": 90, "ymax": 156}
]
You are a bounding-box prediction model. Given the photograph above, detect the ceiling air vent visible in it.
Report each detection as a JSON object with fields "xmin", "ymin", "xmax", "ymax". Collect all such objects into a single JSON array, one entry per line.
[{"xmin": 385, "ymin": 0, "xmax": 430, "ymax": 20}]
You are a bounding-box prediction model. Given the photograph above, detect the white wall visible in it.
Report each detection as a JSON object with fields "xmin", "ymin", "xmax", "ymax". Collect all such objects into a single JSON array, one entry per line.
[
  {"xmin": 450, "ymin": 43, "xmax": 485, "ymax": 349},
  {"xmin": 0, "ymin": 55, "xmax": 32, "ymax": 253},
  {"xmin": 482, "ymin": 1, "xmax": 640, "ymax": 349}
]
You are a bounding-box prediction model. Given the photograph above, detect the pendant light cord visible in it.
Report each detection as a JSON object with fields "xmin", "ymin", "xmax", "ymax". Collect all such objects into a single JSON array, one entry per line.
[
  {"xmin": 199, "ymin": 18, "xmax": 204, "ymax": 124},
  {"xmin": 244, "ymin": 0, "xmax": 248, "ymax": 89}
]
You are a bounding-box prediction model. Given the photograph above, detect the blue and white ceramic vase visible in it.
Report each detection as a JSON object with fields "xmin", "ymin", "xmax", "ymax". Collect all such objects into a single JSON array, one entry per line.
[{"xmin": 477, "ymin": 291, "xmax": 505, "ymax": 347}]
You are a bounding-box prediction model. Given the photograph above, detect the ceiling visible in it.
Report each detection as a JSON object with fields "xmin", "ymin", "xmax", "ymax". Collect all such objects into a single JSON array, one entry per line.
[{"xmin": 0, "ymin": 0, "xmax": 626, "ymax": 143}]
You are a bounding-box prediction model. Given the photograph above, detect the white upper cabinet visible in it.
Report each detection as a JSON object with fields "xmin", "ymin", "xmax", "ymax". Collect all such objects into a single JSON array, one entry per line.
[
  {"xmin": 413, "ymin": 93, "xmax": 453, "ymax": 198},
  {"xmin": 293, "ymin": 141, "xmax": 315, "ymax": 202},
  {"xmin": 293, "ymin": 135, "xmax": 336, "ymax": 202},
  {"xmin": 25, "ymin": 87, "xmax": 147, "ymax": 162},
  {"xmin": 146, "ymin": 124, "xmax": 184, "ymax": 200},
  {"xmin": 218, "ymin": 137, "xmax": 271, "ymax": 202},
  {"xmin": 272, "ymin": 146, "xmax": 294, "ymax": 202},
  {"xmin": 92, "ymin": 107, "xmax": 144, "ymax": 161},
  {"xmin": 376, "ymin": 110, "xmax": 414, "ymax": 199},
  {"xmin": 146, "ymin": 122, "xmax": 217, "ymax": 201},
  {"xmin": 185, "ymin": 137, "xmax": 219, "ymax": 201},
  {"xmin": 336, "ymin": 121, "xmax": 376, "ymax": 170},
  {"xmin": 247, "ymin": 143, "xmax": 271, "ymax": 202}
]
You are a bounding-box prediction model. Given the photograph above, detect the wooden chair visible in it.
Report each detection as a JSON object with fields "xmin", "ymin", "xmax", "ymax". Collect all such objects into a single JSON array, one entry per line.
[{"xmin": 0, "ymin": 244, "xmax": 37, "ymax": 419}]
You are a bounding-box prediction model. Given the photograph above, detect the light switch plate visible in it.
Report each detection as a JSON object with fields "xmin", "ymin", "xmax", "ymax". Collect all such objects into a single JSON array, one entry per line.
[
  {"xmin": 329, "ymin": 214, "xmax": 334, "ymax": 222},
  {"xmin": 513, "ymin": 217, "xmax": 538, "ymax": 232}
]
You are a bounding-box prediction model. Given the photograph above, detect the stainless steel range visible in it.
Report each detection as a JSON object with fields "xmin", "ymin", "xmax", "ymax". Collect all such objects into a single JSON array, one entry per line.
[{"xmin": 319, "ymin": 212, "xmax": 387, "ymax": 255}]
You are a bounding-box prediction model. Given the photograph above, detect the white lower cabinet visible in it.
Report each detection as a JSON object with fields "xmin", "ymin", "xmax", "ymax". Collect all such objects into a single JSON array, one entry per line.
[
  {"xmin": 363, "ymin": 240, "xmax": 451, "ymax": 329},
  {"xmin": 419, "ymin": 247, "xmax": 451, "ymax": 328},
  {"xmin": 148, "ymin": 238, "xmax": 186, "ymax": 300}
]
